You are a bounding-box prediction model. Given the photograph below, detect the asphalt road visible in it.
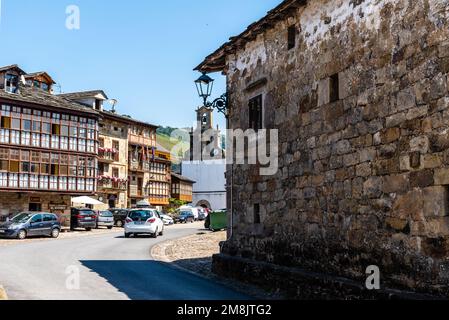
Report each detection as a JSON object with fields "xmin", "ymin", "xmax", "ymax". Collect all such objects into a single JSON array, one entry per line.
[{"xmin": 0, "ymin": 223, "xmax": 250, "ymax": 300}]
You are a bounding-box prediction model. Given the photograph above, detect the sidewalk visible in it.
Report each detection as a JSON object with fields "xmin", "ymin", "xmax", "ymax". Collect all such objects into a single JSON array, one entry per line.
[{"xmin": 151, "ymin": 230, "xmax": 282, "ymax": 300}]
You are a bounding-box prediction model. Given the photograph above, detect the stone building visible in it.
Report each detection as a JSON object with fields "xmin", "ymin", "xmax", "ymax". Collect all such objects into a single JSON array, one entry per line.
[
  {"xmin": 196, "ymin": 0, "xmax": 449, "ymax": 296},
  {"xmin": 0, "ymin": 65, "xmax": 100, "ymax": 224}
]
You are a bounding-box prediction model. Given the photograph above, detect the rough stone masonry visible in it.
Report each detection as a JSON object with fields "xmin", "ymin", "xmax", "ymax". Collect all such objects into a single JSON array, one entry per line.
[{"xmin": 197, "ymin": 0, "xmax": 449, "ymax": 297}]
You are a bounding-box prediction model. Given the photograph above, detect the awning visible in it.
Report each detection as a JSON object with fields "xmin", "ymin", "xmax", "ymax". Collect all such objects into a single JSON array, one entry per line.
[{"xmin": 71, "ymin": 196, "xmax": 104, "ymax": 206}]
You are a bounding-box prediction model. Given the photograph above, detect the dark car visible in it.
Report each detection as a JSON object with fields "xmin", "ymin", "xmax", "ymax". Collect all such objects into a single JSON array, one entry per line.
[
  {"xmin": 174, "ymin": 211, "xmax": 195, "ymax": 224},
  {"xmin": 71, "ymin": 208, "xmax": 97, "ymax": 231},
  {"xmin": 0, "ymin": 212, "xmax": 61, "ymax": 240},
  {"xmin": 110, "ymin": 209, "xmax": 129, "ymax": 227}
]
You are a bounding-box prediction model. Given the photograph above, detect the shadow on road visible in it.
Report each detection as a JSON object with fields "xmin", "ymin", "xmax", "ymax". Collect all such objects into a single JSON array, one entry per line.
[{"xmin": 80, "ymin": 260, "xmax": 251, "ymax": 300}]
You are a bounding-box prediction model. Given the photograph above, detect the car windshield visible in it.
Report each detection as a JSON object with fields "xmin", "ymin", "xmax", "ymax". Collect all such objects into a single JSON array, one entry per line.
[
  {"xmin": 11, "ymin": 213, "xmax": 33, "ymax": 224},
  {"xmin": 129, "ymin": 210, "xmax": 154, "ymax": 221},
  {"xmin": 76, "ymin": 210, "xmax": 94, "ymax": 216},
  {"xmin": 100, "ymin": 211, "xmax": 113, "ymax": 217},
  {"xmin": 180, "ymin": 211, "xmax": 192, "ymax": 216}
]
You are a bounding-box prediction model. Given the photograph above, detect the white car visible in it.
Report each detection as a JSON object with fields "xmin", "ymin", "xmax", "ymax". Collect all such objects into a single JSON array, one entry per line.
[
  {"xmin": 124, "ymin": 209, "xmax": 164, "ymax": 238},
  {"xmin": 159, "ymin": 213, "xmax": 174, "ymax": 225}
]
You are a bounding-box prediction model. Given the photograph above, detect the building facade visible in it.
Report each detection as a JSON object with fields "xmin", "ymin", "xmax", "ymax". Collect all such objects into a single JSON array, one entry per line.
[
  {"xmin": 0, "ymin": 65, "xmax": 100, "ymax": 224},
  {"xmin": 171, "ymin": 172, "xmax": 195, "ymax": 204},
  {"xmin": 97, "ymin": 111, "xmax": 129, "ymax": 209},
  {"xmin": 197, "ymin": 0, "xmax": 449, "ymax": 296},
  {"xmin": 60, "ymin": 91, "xmax": 172, "ymax": 210}
]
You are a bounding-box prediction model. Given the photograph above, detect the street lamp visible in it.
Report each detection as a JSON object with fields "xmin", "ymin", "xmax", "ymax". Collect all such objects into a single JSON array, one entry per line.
[{"xmin": 194, "ymin": 73, "xmax": 228, "ymax": 118}]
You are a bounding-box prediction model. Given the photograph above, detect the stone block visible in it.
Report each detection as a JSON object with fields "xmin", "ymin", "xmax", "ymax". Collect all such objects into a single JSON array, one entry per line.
[
  {"xmin": 382, "ymin": 174, "xmax": 410, "ymax": 194},
  {"xmin": 410, "ymin": 136, "xmax": 430, "ymax": 154},
  {"xmin": 410, "ymin": 170, "xmax": 434, "ymax": 188},
  {"xmin": 434, "ymin": 168, "xmax": 449, "ymax": 185},
  {"xmin": 392, "ymin": 189, "xmax": 423, "ymax": 220},
  {"xmin": 363, "ymin": 177, "xmax": 383, "ymax": 198},
  {"xmin": 423, "ymin": 186, "xmax": 449, "ymax": 217},
  {"xmin": 381, "ymin": 128, "xmax": 401, "ymax": 144}
]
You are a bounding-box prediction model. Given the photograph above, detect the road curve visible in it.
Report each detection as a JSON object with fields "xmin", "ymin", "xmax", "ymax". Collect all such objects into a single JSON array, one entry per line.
[{"xmin": 0, "ymin": 223, "xmax": 250, "ymax": 300}]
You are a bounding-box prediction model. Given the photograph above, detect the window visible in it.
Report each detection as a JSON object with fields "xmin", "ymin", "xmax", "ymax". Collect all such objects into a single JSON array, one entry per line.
[
  {"xmin": 41, "ymin": 134, "xmax": 50, "ymax": 148},
  {"xmin": 42, "ymin": 83, "xmax": 49, "ymax": 91},
  {"xmin": 60, "ymin": 137, "xmax": 68, "ymax": 150},
  {"xmin": 329, "ymin": 73, "xmax": 340, "ymax": 103},
  {"xmin": 50, "ymin": 176, "xmax": 58, "ymax": 190},
  {"xmin": 10, "ymin": 130, "xmax": 20, "ymax": 144},
  {"xmin": 0, "ymin": 129, "xmax": 9, "ymax": 143},
  {"xmin": 42, "ymin": 122, "xmax": 51, "ymax": 134},
  {"xmin": 11, "ymin": 119, "xmax": 20, "ymax": 129},
  {"xmin": 70, "ymin": 138, "xmax": 77, "ymax": 151},
  {"xmin": 249, "ymin": 95, "xmax": 263, "ymax": 131},
  {"xmin": 39, "ymin": 176, "xmax": 49, "ymax": 189},
  {"xmin": 32, "ymin": 133, "xmax": 40, "ymax": 147},
  {"xmin": 59, "ymin": 177, "xmax": 67, "ymax": 190},
  {"xmin": 1, "ymin": 117, "xmax": 11, "ymax": 129},
  {"xmin": 5, "ymin": 74, "xmax": 19, "ymax": 93},
  {"xmin": 19, "ymin": 174, "xmax": 29, "ymax": 188},
  {"xmin": 23, "ymin": 120, "xmax": 31, "ymax": 131},
  {"xmin": 21, "ymin": 132, "xmax": 31, "ymax": 145},
  {"xmin": 254, "ymin": 204, "xmax": 261, "ymax": 224},
  {"xmin": 51, "ymin": 136, "xmax": 60, "ymax": 149},
  {"xmin": 9, "ymin": 173, "xmax": 18, "ymax": 187},
  {"xmin": 69, "ymin": 178, "xmax": 77, "ymax": 191},
  {"xmin": 32, "ymin": 121, "xmax": 41, "ymax": 132},
  {"xmin": 52, "ymin": 124, "xmax": 60, "ymax": 135},
  {"xmin": 288, "ymin": 25, "xmax": 296, "ymax": 50},
  {"xmin": 61, "ymin": 125, "xmax": 69, "ymax": 136},
  {"xmin": 30, "ymin": 175, "xmax": 38, "ymax": 189}
]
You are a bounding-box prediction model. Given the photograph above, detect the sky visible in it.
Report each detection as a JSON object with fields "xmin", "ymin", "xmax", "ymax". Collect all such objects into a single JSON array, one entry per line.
[{"xmin": 0, "ymin": 0, "xmax": 281, "ymax": 130}]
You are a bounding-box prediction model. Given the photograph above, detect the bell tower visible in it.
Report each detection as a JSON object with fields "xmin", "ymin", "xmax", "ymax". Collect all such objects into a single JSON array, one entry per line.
[{"xmin": 196, "ymin": 106, "xmax": 213, "ymax": 132}]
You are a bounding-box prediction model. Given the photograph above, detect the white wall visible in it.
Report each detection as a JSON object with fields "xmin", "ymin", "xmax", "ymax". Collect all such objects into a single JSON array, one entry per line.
[{"xmin": 181, "ymin": 160, "xmax": 226, "ymax": 210}]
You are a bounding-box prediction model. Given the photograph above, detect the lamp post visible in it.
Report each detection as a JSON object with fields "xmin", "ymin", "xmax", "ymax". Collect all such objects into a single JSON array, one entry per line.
[{"xmin": 194, "ymin": 73, "xmax": 228, "ymax": 118}]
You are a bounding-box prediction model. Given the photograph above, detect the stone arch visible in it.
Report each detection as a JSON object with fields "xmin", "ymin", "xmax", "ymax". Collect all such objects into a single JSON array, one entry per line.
[{"xmin": 196, "ymin": 200, "xmax": 212, "ymax": 209}]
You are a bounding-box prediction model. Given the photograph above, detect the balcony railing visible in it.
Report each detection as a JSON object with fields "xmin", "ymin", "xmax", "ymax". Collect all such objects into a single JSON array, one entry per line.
[
  {"xmin": 98, "ymin": 180, "xmax": 127, "ymax": 191},
  {"xmin": 98, "ymin": 150, "xmax": 119, "ymax": 163}
]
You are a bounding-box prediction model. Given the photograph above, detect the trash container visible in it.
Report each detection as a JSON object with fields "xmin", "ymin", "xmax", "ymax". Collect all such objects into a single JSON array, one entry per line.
[{"xmin": 209, "ymin": 210, "xmax": 227, "ymax": 231}]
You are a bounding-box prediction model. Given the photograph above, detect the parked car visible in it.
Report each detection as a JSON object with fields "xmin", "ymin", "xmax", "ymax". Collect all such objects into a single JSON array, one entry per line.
[
  {"xmin": 197, "ymin": 207, "xmax": 209, "ymax": 221},
  {"xmin": 70, "ymin": 208, "xmax": 97, "ymax": 231},
  {"xmin": 0, "ymin": 212, "xmax": 61, "ymax": 240},
  {"xmin": 178, "ymin": 206, "xmax": 199, "ymax": 221},
  {"xmin": 95, "ymin": 210, "xmax": 114, "ymax": 229},
  {"xmin": 110, "ymin": 209, "xmax": 129, "ymax": 227},
  {"xmin": 124, "ymin": 209, "xmax": 164, "ymax": 238},
  {"xmin": 159, "ymin": 212, "xmax": 174, "ymax": 225},
  {"xmin": 175, "ymin": 211, "xmax": 195, "ymax": 224}
]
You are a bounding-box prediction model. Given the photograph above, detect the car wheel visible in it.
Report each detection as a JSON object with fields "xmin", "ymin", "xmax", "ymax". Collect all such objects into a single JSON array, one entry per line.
[
  {"xmin": 51, "ymin": 228, "xmax": 60, "ymax": 239},
  {"xmin": 153, "ymin": 228, "xmax": 158, "ymax": 238},
  {"xmin": 17, "ymin": 229, "xmax": 27, "ymax": 240},
  {"xmin": 107, "ymin": 226, "xmax": 113, "ymax": 230},
  {"xmin": 125, "ymin": 233, "xmax": 130, "ymax": 238},
  {"xmin": 159, "ymin": 228, "xmax": 164, "ymax": 236},
  {"xmin": 85, "ymin": 228, "xmax": 92, "ymax": 232},
  {"xmin": 116, "ymin": 220, "xmax": 123, "ymax": 228}
]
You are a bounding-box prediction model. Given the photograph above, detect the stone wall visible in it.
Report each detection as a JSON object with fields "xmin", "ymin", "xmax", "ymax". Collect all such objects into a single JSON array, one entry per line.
[
  {"xmin": 220, "ymin": 0, "xmax": 449, "ymax": 295},
  {"xmin": 0, "ymin": 193, "xmax": 71, "ymax": 226}
]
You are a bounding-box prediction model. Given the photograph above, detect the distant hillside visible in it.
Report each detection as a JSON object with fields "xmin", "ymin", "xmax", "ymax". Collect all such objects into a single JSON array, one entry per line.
[{"xmin": 157, "ymin": 127, "xmax": 190, "ymax": 162}]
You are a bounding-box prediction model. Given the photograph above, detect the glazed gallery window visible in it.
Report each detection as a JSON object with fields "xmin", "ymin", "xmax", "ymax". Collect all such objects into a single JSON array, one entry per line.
[
  {"xmin": 0, "ymin": 148, "xmax": 96, "ymax": 191},
  {"xmin": 0, "ymin": 105, "xmax": 98, "ymax": 153}
]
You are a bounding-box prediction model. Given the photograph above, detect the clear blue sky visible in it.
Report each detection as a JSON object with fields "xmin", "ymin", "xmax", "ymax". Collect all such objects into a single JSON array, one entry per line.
[{"xmin": 0, "ymin": 0, "xmax": 281, "ymax": 129}]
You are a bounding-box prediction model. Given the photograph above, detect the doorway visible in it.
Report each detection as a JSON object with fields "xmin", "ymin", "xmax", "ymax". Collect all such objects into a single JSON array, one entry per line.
[{"xmin": 29, "ymin": 203, "xmax": 42, "ymax": 212}]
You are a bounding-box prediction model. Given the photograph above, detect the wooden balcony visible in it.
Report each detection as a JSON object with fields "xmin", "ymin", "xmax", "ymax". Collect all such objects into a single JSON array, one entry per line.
[
  {"xmin": 98, "ymin": 152, "xmax": 119, "ymax": 163},
  {"xmin": 129, "ymin": 185, "xmax": 144, "ymax": 198},
  {"xmin": 98, "ymin": 181, "xmax": 127, "ymax": 191},
  {"xmin": 128, "ymin": 134, "xmax": 155, "ymax": 147}
]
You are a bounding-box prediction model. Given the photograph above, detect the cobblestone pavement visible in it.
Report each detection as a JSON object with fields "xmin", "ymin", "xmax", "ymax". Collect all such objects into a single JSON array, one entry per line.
[{"xmin": 151, "ymin": 230, "xmax": 283, "ymax": 300}]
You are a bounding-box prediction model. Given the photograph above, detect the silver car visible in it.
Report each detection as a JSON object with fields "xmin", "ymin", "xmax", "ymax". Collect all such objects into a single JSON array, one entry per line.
[
  {"xmin": 124, "ymin": 209, "xmax": 164, "ymax": 238},
  {"xmin": 96, "ymin": 210, "xmax": 114, "ymax": 229}
]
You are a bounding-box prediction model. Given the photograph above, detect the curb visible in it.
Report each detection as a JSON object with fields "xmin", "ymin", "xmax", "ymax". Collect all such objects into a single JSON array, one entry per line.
[
  {"xmin": 0, "ymin": 286, "xmax": 8, "ymax": 300},
  {"xmin": 150, "ymin": 235, "xmax": 280, "ymax": 300}
]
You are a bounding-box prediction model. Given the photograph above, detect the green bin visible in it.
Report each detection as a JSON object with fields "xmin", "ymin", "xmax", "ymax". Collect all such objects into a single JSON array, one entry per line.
[{"xmin": 209, "ymin": 211, "xmax": 227, "ymax": 231}]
